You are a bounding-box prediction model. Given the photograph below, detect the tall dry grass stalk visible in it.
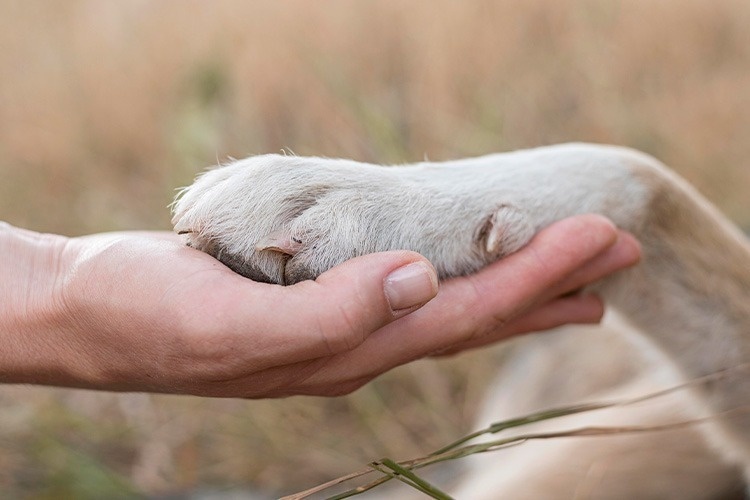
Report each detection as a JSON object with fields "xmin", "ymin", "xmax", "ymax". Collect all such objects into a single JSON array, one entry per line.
[{"xmin": 1, "ymin": 0, "xmax": 749, "ymax": 497}]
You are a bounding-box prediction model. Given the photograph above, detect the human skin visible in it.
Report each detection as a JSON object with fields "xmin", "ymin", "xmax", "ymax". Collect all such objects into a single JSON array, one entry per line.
[{"xmin": 0, "ymin": 214, "xmax": 640, "ymax": 398}]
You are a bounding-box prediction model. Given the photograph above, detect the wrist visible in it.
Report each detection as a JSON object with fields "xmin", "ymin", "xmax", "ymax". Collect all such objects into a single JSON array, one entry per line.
[{"xmin": 0, "ymin": 222, "xmax": 78, "ymax": 385}]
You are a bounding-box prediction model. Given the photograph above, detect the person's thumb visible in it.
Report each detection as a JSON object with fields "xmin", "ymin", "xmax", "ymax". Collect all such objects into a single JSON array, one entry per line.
[{"xmin": 286, "ymin": 251, "xmax": 439, "ymax": 356}]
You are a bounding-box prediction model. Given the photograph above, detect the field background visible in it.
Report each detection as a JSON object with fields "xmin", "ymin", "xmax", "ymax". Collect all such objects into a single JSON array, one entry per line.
[{"xmin": 1, "ymin": 1, "xmax": 749, "ymax": 498}]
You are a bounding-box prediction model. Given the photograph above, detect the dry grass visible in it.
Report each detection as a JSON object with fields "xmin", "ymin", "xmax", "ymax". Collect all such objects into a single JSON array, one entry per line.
[{"xmin": 1, "ymin": 0, "xmax": 749, "ymax": 497}]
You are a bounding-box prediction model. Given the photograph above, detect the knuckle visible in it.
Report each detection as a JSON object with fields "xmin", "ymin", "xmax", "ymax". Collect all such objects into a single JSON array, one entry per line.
[{"xmin": 314, "ymin": 300, "xmax": 369, "ymax": 355}]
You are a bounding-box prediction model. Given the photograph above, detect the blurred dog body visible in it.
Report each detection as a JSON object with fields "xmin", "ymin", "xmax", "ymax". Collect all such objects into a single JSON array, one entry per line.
[{"xmin": 451, "ymin": 313, "xmax": 746, "ymax": 499}]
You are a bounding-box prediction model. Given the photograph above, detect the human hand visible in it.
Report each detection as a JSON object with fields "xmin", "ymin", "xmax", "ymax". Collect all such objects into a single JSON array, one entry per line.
[{"xmin": 0, "ymin": 214, "xmax": 639, "ymax": 397}]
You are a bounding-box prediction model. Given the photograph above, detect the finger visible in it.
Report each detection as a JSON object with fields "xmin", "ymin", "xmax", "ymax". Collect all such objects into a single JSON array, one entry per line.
[
  {"xmin": 205, "ymin": 251, "xmax": 439, "ymax": 373},
  {"xmin": 538, "ymin": 231, "xmax": 641, "ymax": 303},
  {"xmin": 430, "ymin": 293, "xmax": 605, "ymax": 356},
  {"xmin": 280, "ymin": 293, "xmax": 605, "ymax": 396},
  {"xmin": 292, "ymin": 251, "xmax": 439, "ymax": 352},
  {"xmin": 284, "ymin": 293, "xmax": 605, "ymax": 396}
]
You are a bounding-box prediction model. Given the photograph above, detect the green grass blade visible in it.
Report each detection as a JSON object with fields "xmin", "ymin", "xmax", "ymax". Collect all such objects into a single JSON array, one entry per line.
[
  {"xmin": 431, "ymin": 402, "xmax": 610, "ymax": 455},
  {"xmin": 379, "ymin": 458, "xmax": 454, "ymax": 500}
]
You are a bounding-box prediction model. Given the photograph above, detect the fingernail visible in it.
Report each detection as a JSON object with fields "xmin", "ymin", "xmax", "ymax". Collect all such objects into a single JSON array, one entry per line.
[{"xmin": 384, "ymin": 262, "xmax": 438, "ymax": 312}]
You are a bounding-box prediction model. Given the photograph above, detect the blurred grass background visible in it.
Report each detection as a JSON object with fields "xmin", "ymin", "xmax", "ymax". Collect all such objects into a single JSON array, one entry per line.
[{"xmin": 1, "ymin": 0, "xmax": 749, "ymax": 498}]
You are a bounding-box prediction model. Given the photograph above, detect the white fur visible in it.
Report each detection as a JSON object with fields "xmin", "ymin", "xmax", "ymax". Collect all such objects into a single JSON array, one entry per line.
[
  {"xmin": 173, "ymin": 145, "xmax": 649, "ymax": 283},
  {"xmin": 173, "ymin": 143, "xmax": 750, "ymax": 496}
]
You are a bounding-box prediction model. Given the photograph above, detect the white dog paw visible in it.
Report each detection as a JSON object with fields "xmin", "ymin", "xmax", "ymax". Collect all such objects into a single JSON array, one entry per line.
[
  {"xmin": 171, "ymin": 154, "xmax": 537, "ymax": 284},
  {"xmin": 172, "ymin": 144, "xmax": 658, "ymax": 284}
]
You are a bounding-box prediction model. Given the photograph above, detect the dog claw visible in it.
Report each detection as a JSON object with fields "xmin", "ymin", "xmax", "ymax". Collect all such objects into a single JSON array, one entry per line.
[{"xmin": 255, "ymin": 229, "xmax": 303, "ymax": 256}]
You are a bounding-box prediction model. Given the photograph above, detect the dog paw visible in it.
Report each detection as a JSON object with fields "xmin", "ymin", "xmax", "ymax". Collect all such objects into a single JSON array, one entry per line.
[{"xmin": 171, "ymin": 154, "xmax": 537, "ymax": 284}]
